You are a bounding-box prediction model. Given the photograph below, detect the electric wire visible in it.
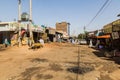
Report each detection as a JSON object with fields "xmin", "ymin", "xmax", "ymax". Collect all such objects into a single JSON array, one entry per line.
[
  {"xmin": 99, "ymin": 0, "xmax": 112, "ymax": 17},
  {"xmin": 86, "ymin": 0, "xmax": 111, "ymax": 27}
]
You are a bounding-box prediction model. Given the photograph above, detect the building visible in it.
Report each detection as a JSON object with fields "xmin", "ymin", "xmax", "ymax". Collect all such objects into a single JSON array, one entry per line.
[
  {"xmin": 0, "ymin": 21, "xmax": 44, "ymax": 46},
  {"xmin": 0, "ymin": 22, "xmax": 18, "ymax": 45},
  {"xmin": 56, "ymin": 22, "xmax": 70, "ymax": 36},
  {"xmin": 45, "ymin": 27, "xmax": 56, "ymax": 42}
]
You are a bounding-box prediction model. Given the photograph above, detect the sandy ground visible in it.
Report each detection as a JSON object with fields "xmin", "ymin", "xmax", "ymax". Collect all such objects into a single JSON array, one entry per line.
[{"xmin": 0, "ymin": 43, "xmax": 120, "ymax": 80}]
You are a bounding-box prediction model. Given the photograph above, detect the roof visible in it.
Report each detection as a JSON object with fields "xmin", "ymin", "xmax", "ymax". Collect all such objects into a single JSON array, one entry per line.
[
  {"xmin": 103, "ymin": 19, "xmax": 120, "ymax": 33},
  {"xmin": 0, "ymin": 21, "xmax": 17, "ymax": 25}
]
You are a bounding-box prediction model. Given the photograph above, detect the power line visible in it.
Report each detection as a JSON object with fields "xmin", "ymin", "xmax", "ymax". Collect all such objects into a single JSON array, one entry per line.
[
  {"xmin": 100, "ymin": 0, "xmax": 112, "ymax": 17},
  {"xmin": 86, "ymin": 0, "xmax": 111, "ymax": 27}
]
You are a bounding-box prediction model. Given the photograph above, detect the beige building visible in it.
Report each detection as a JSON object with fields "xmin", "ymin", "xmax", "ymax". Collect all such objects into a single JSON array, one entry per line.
[{"xmin": 56, "ymin": 22, "xmax": 70, "ymax": 36}]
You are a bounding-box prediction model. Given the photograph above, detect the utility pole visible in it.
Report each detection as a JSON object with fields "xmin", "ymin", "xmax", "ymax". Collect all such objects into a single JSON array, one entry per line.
[
  {"xmin": 67, "ymin": 23, "xmax": 70, "ymax": 36},
  {"xmin": 84, "ymin": 26, "xmax": 86, "ymax": 33},
  {"xmin": 30, "ymin": 0, "xmax": 32, "ymax": 21},
  {"xmin": 18, "ymin": 0, "xmax": 21, "ymax": 47},
  {"xmin": 29, "ymin": 0, "xmax": 33, "ymax": 46},
  {"xmin": 84, "ymin": 26, "xmax": 87, "ymax": 38}
]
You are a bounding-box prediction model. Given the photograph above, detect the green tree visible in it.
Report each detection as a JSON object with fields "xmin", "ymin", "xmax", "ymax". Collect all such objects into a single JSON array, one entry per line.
[{"xmin": 78, "ymin": 33, "xmax": 86, "ymax": 39}]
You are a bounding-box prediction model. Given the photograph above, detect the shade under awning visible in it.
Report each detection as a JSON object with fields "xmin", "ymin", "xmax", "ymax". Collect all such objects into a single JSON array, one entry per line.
[{"xmin": 97, "ymin": 35, "xmax": 110, "ymax": 39}]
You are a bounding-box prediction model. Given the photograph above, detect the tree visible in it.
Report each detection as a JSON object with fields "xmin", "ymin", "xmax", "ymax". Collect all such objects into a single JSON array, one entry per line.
[{"xmin": 78, "ymin": 33, "xmax": 86, "ymax": 39}]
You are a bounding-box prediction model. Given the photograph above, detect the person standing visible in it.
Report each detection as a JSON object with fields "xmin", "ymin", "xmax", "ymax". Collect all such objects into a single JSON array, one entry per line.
[
  {"xmin": 38, "ymin": 37, "xmax": 44, "ymax": 45},
  {"xmin": 89, "ymin": 39, "xmax": 93, "ymax": 47},
  {"xmin": 4, "ymin": 38, "xmax": 9, "ymax": 47}
]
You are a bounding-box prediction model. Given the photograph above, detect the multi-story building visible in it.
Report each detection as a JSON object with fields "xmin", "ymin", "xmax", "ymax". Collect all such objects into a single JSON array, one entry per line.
[{"xmin": 56, "ymin": 22, "xmax": 70, "ymax": 36}]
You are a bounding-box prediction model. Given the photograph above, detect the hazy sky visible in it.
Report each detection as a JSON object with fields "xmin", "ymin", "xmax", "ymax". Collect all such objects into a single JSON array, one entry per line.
[{"xmin": 0, "ymin": 0, "xmax": 120, "ymax": 35}]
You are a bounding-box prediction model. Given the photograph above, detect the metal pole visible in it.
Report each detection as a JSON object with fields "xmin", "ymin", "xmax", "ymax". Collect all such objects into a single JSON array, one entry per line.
[
  {"xmin": 18, "ymin": 0, "xmax": 21, "ymax": 47},
  {"xmin": 30, "ymin": 0, "xmax": 32, "ymax": 21},
  {"xmin": 29, "ymin": 0, "xmax": 33, "ymax": 46},
  {"xmin": 18, "ymin": 0, "xmax": 21, "ymax": 21},
  {"xmin": 68, "ymin": 23, "xmax": 70, "ymax": 36}
]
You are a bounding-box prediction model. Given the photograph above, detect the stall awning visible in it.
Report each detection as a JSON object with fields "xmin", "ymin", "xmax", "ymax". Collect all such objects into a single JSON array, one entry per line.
[{"xmin": 97, "ymin": 35, "xmax": 110, "ymax": 39}]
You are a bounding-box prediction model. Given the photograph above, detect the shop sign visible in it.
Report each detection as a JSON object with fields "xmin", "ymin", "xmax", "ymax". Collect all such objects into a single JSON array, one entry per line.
[{"xmin": 112, "ymin": 32, "xmax": 119, "ymax": 40}]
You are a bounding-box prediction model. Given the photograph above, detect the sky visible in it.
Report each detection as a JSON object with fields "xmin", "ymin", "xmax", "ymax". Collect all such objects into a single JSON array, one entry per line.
[{"xmin": 0, "ymin": 0, "xmax": 120, "ymax": 36}]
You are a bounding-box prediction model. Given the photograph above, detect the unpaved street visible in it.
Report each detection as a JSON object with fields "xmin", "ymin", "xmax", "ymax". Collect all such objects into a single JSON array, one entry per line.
[{"xmin": 0, "ymin": 43, "xmax": 120, "ymax": 80}]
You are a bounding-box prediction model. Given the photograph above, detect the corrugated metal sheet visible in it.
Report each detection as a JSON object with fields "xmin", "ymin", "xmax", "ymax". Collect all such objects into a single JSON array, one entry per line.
[
  {"xmin": 112, "ymin": 19, "xmax": 120, "ymax": 25},
  {"xmin": 112, "ymin": 19, "xmax": 120, "ymax": 31},
  {"xmin": 103, "ymin": 19, "xmax": 120, "ymax": 33},
  {"xmin": 113, "ymin": 25, "xmax": 120, "ymax": 31},
  {"xmin": 103, "ymin": 23, "xmax": 112, "ymax": 33}
]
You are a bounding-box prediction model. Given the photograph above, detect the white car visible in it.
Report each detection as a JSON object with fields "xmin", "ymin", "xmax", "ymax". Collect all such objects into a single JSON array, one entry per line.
[{"xmin": 79, "ymin": 39, "xmax": 87, "ymax": 45}]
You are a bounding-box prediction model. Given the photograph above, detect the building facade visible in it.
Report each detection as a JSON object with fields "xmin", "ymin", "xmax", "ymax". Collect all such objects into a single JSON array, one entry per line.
[{"xmin": 56, "ymin": 22, "xmax": 70, "ymax": 36}]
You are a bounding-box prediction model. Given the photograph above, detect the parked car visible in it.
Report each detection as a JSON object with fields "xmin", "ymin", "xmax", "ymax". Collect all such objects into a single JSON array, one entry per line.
[{"xmin": 79, "ymin": 39, "xmax": 87, "ymax": 45}]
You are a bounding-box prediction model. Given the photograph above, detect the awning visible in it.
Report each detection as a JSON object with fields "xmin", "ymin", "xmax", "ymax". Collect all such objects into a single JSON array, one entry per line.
[{"xmin": 97, "ymin": 35, "xmax": 110, "ymax": 39}]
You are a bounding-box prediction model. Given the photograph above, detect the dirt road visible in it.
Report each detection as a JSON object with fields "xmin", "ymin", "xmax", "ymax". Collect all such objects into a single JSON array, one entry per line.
[{"xmin": 0, "ymin": 43, "xmax": 120, "ymax": 80}]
